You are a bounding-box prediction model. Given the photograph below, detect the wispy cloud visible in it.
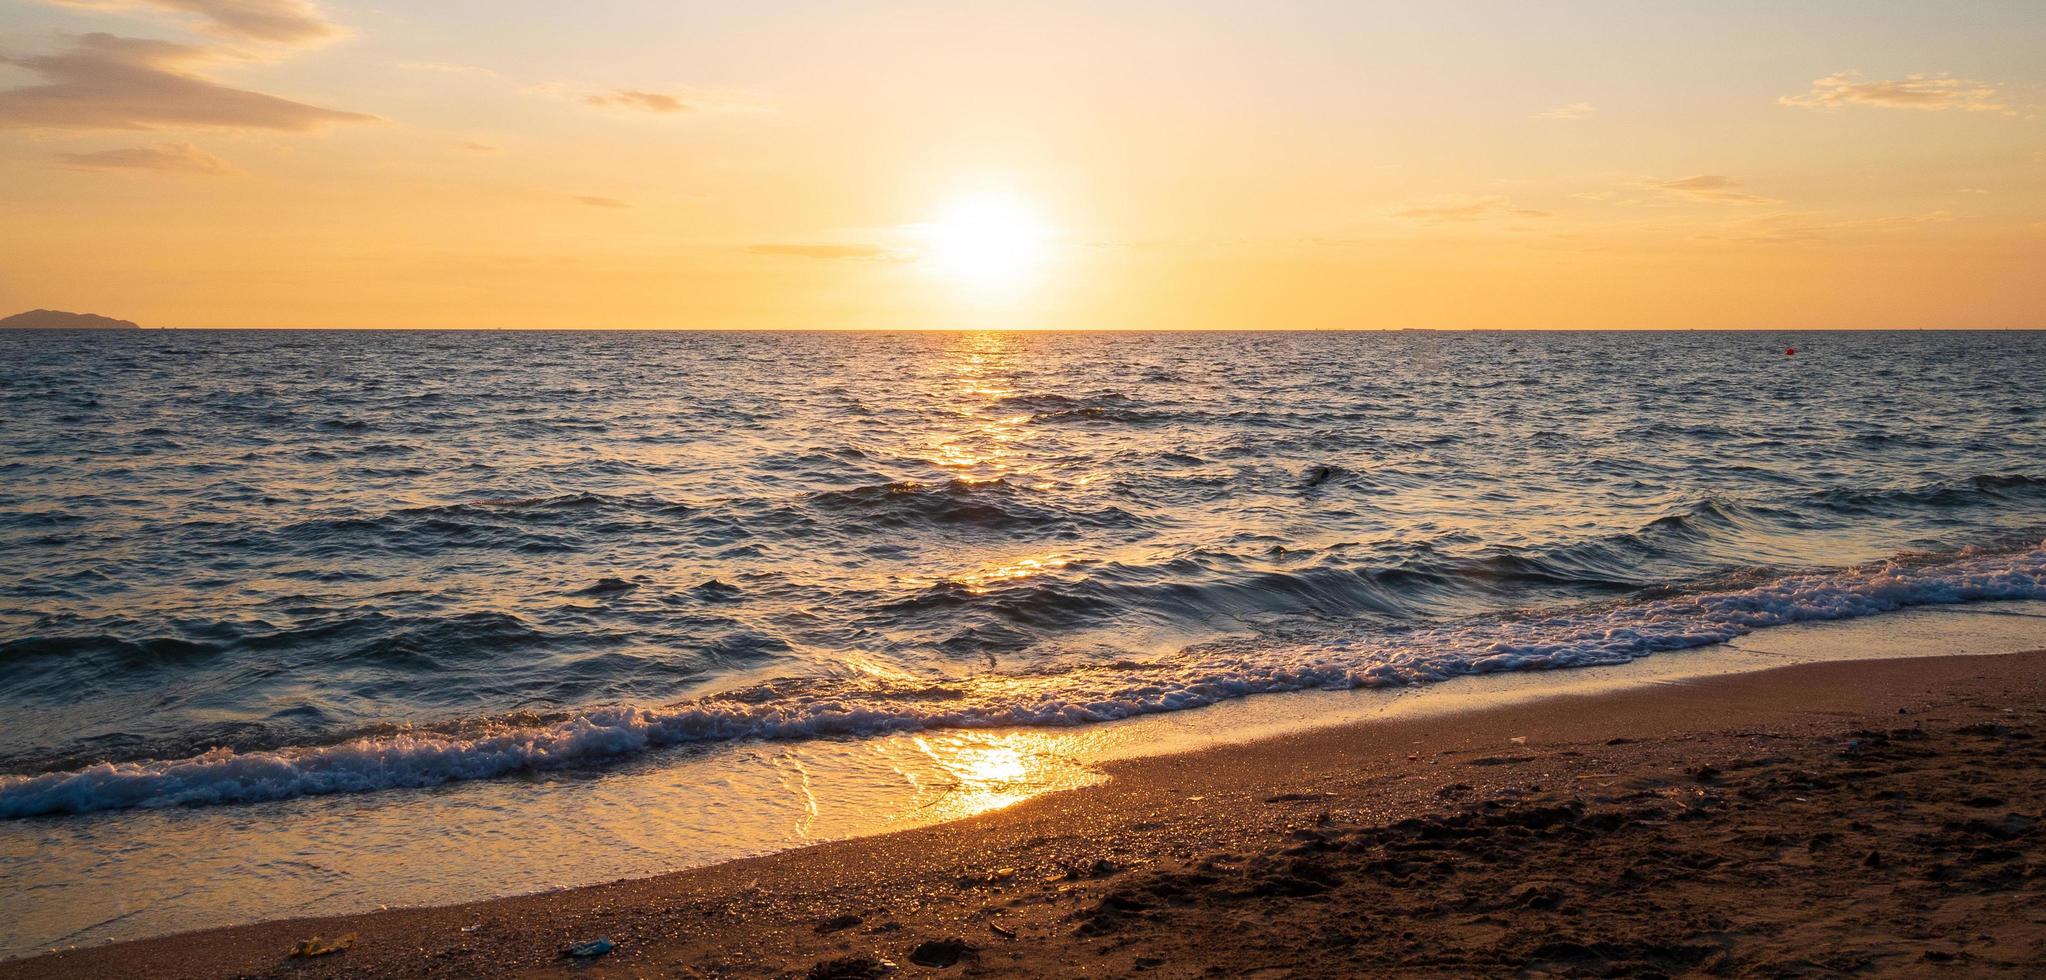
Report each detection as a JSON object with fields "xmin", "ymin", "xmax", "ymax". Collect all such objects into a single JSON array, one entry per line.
[
  {"xmin": 401, "ymin": 61, "xmax": 501, "ymax": 79},
  {"xmin": 1393, "ymin": 197, "xmax": 1550, "ymax": 223},
  {"xmin": 748, "ymin": 244, "xmax": 894, "ymax": 259},
  {"xmin": 1568, "ymin": 190, "xmax": 1650, "ymax": 206},
  {"xmin": 1650, "ymin": 175, "xmax": 1777, "ymax": 205},
  {"xmin": 56, "ymin": 140, "xmax": 235, "ymax": 174},
  {"xmin": 1781, "ymin": 72, "xmax": 2004, "ymax": 112},
  {"xmin": 0, "ymin": 33, "xmax": 375, "ymax": 130},
  {"xmin": 575, "ymin": 195, "xmax": 629, "ymax": 208},
  {"xmin": 1534, "ymin": 102, "xmax": 1595, "ymax": 120},
  {"xmin": 1711, "ymin": 209, "xmax": 1954, "ymax": 245},
  {"xmin": 585, "ymin": 89, "xmax": 691, "ymax": 114},
  {"xmin": 522, "ymin": 81, "xmax": 768, "ymax": 117},
  {"xmin": 47, "ymin": 0, "xmax": 341, "ymax": 46}
]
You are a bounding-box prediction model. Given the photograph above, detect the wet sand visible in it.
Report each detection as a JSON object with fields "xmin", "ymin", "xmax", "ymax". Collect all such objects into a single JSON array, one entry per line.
[{"xmin": 9, "ymin": 650, "xmax": 2046, "ymax": 978}]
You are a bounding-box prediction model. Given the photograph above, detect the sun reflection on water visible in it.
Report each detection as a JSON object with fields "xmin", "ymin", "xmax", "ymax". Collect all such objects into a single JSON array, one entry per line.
[
  {"xmin": 904, "ymin": 730, "xmax": 1078, "ymax": 821},
  {"xmin": 921, "ymin": 332, "xmax": 1031, "ymax": 478},
  {"xmin": 950, "ymin": 554, "xmax": 1073, "ymax": 592}
]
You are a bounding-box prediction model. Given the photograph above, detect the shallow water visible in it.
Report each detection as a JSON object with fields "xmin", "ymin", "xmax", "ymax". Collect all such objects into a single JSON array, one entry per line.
[
  {"xmin": 2, "ymin": 329, "xmax": 2044, "ymax": 818},
  {"xmin": 4, "ymin": 602, "xmax": 2043, "ymax": 958}
]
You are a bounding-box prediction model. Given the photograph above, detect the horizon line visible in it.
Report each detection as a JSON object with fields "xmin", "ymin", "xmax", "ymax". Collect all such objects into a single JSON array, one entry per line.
[{"xmin": 13, "ymin": 325, "xmax": 2046, "ymax": 333}]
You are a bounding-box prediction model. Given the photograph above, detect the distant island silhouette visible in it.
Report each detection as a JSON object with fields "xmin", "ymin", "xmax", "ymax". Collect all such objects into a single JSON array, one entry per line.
[{"xmin": 0, "ymin": 309, "xmax": 142, "ymax": 330}]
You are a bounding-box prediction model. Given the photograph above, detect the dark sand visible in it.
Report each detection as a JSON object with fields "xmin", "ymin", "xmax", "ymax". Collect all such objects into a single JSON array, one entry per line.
[{"xmin": 10, "ymin": 651, "xmax": 2046, "ymax": 978}]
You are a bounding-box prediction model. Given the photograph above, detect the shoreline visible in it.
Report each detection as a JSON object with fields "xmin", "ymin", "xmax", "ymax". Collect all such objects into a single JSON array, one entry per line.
[
  {"xmin": 6, "ymin": 599, "xmax": 2042, "ymax": 957},
  {"xmin": 11, "ymin": 648, "xmax": 2046, "ymax": 978}
]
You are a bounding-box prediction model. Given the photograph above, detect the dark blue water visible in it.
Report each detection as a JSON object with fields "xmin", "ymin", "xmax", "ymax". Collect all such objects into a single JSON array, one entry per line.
[{"xmin": 3, "ymin": 329, "xmax": 2043, "ymax": 816}]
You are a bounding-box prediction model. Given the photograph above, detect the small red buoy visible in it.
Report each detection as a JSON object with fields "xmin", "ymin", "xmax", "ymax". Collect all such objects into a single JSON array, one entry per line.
[{"xmin": 1785, "ymin": 347, "xmax": 1796, "ymax": 356}]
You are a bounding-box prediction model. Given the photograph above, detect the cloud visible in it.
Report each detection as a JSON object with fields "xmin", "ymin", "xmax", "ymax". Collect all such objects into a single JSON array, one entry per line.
[
  {"xmin": 1568, "ymin": 190, "xmax": 1653, "ymax": 207},
  {"xmin": 1711, "ymin": 209, "xmax": 1954, "ymax": 245},
  {"xmin": 401, "ymin": 61, "xmax": 500, "ymax": 78},
  {"xmin": 0, "ymin": 33, "xmax": 375, "ymax": 130},
  {"xmin": 56, "ymin": 140, "xmax": 235, "ymax": 173},
  {"xmin": 1534, "ymin": 102, "xmax": 1595, "ymax": 120},
  {"xmin": 748, "ymin": 244, "xmax": 893, "ymax": 259},
  {"xmin": 584, "ymin": 89, "xmax": 690, "ymax": 113},
  {"xmin": 523, "ymin": 81, "xmax": 768, "ymax": 117},
  {"xmin": 1393, "ymin": 197, "xmax": 1550, "ymax": 223},
  {"xmin": 1651, "ymin": 175, "xmax": 1777, "ymax": 205},
  {"xmin": 48, "ymin": 0, "xmax": 340, "ymax": 45},
  {"xmin": 575, "ymin": 195, "xmax": 629, "ymax": 208},
  {"xmin": 1781, "ymin": 72, "xmax": 2004, "ymax": 112}
]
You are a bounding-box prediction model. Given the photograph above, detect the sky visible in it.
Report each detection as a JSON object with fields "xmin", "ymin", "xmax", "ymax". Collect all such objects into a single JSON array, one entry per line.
[{"xmin": 1, "ymin": 0, "xmax": 2042, "ymax": 329}]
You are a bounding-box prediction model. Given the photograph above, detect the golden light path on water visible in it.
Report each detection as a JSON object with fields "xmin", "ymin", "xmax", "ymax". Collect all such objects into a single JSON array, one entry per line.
[
  {"xmin": 928, "ymin": 332, "xmax": 1025, "ymax": 476},
  {"xmin": 907, "ymin": 331, "xmax": 1084, "ymax": 595}
]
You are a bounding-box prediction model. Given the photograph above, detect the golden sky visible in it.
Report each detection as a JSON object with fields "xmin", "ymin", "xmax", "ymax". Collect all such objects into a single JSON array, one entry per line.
[{"xmin": 2, "ymin": 1, "xmax": 2042, "ymax": 329}]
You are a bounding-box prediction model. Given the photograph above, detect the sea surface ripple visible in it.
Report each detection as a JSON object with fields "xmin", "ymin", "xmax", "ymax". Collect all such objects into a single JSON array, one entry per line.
[{"xmin": 2, "ymin": 329, "xmax": 2043, "ymax": 816}]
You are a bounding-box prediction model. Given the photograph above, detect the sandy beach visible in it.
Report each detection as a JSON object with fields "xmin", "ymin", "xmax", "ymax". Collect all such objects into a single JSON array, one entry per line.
[{"xmin": 9, "ymin": 648, "xmax": 2044, "ymax": 978}]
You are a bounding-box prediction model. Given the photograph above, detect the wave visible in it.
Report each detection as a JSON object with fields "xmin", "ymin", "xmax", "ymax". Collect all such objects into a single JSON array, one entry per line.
[
  {"xmin": 1810, "ymin": 473, "xmax": 2046, "ymax": 512},
  {"xmin": 252, "ymin": 492, "xmax": 705, "ymax": 557},
  {"xmin": 394, "ymin": 491, "xmax": 696, "ymax": 519},
  {"xmin": 4, "ymin": 542, "xmax": 2040, "ymax": 818},
  {"xmin": 806, "ymin": 478, "xmax": 1142, "ymax": 532},
  {"xmin": 987, "ymin": 392, "xmax": 1132, "ymax": 414},
  {"xmin": 877, "ymin": 496, "xmax": 1782, "ymax": 633},
  {"xmin": 985, "ymin": 392, "xmax": 1165, "ymax": 425}
]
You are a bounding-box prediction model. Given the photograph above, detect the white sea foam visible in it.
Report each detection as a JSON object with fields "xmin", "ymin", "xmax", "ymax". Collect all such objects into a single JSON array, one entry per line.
[{"xmin": 4, "ymin": 544, "xmax": 2042, "ymax": 818}]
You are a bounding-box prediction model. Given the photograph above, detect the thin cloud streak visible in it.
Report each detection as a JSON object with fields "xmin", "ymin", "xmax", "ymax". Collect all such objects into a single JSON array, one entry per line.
[
  {"xmin": 1394, "ymin": 197, "xmax": 1550, "ymax": 223},
  {"xmin": 1708, "ymin": 209, "xmax": 1955, "ymax": 245},
  {"xmin": 56, "ymin": 140, "xmax": 236, "ymax": 173},
  {"xmin": 0, "ymin": 33, "xmax": 375, "ymax": 131},
  {"xmin": 1651, "ymin": 175, "xmax": 1778, "ymax": 205},
  {"xmin": 1781, "ymin": 72, "xmax": 2004, "ymax": 112},
  {"xmin": 585, "ymin": 89, "xmax": 691, "ymax": 113},
  {"xmin": 519, "ymin": 81, "xmax": 769, "ymax": 117},
  {"xmin": 48, "ymin": 0, "xmax": 341, "ymax": 45}
]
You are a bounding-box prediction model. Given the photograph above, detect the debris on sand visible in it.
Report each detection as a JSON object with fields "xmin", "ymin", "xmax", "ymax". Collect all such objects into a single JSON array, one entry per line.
[
  {"xmin": 815, "ymin": 914, "xmax": 864, "ymax": 934},
  {"xmin": 561, "ymin": 937, "xmax": 614, "ymax": 959},
  {"xmin": 289, "ymin": 933, "xmax": 356, "ymax": 958},
  {"xmin": 806, "ymin": 955, "xmax": 896, "ymax": 979},
  {"xmin": 908, "ymin": 938, "xmax": 970, "ymax": 968}
]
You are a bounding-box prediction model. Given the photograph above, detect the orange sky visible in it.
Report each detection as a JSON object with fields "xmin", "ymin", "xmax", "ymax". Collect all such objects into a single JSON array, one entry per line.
[{"xmin": 2, "ymin": 1, "xmax": 2042, "ymax": 329}]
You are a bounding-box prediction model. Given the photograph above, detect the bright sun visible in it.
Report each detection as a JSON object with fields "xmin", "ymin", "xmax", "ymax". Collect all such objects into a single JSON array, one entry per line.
[{"xmin": 917, "ymin": 190, "xmax": 1052, "ymax": 294}]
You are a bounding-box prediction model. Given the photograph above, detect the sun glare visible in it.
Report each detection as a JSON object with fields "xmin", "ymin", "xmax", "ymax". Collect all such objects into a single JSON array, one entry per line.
[{"xmin": 917, "ymin": 190, "xmax": 1052, "ymax": 295}]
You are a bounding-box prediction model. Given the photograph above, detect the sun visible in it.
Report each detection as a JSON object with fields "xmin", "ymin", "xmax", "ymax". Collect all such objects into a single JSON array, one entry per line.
[{"xmin": 917, "ymin": 189, "xmax": 1053, "ymax": 295}]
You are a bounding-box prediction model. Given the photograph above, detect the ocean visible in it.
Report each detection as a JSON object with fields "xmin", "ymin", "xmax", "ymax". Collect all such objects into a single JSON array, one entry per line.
[{"xmin": 3, "ymin": 329, "xmax": 2044, "ymax": 818}]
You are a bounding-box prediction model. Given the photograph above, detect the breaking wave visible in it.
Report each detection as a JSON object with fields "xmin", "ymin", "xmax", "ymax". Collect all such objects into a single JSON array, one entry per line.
[{"xmin": 5, "ymin": 543, "xmax": 2039, "ymax": 817}]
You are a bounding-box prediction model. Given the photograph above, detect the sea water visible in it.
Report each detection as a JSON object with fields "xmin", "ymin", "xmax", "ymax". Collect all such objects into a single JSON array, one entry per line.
[{"xmin": 3, "ymin": 329, "xmax": 2043, "ymax": 953}]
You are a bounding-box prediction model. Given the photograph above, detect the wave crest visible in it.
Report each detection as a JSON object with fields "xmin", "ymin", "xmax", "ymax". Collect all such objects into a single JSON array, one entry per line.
[{"xmin": 4, "ymin": 543, "xmax": 2040, "ymax": 818}]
